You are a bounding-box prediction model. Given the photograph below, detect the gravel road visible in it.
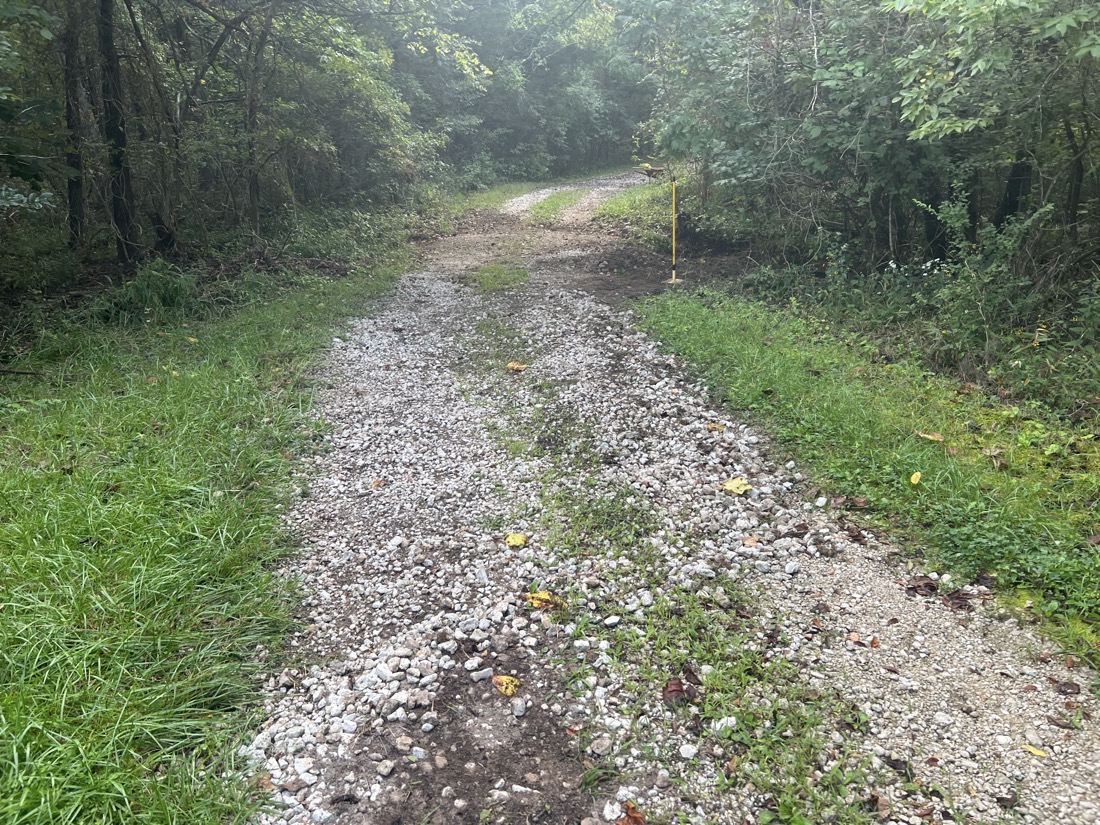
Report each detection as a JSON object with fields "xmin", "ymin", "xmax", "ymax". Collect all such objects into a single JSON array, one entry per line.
[{"xmin": 245, "ymin": 176, "xmax": 1099, "ymax": 825}]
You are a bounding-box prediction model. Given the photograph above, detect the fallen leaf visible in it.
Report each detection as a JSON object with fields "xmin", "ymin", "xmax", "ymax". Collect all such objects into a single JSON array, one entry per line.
[
  {"xmin": 662, "ymin": 677, "xmax": 687, "ymax": 707},
  {"xmin": 706, "ymin": 422, "xmax": 726, "ymax": 433},
  {"xmin": 721, "ymin": 477, "xmax": 752, "ymax": 495},
  {"xmin": 724, "ymin": 756, "xmax": 739, "ymax": 776},
  {"xmin": 910, "ymin": 471, "xmax": 922, "ymax": 485},
  {"xmin": 981, "ymin": 446, "xmax": 1006, "ymax": 457},
  {"xmin": 683, "ymin": 665, "xmax": 702, "ymax": 686},
  {"xmin": 847, "ymin": 631, "xmax": 863, "ymax": 645},
  {"xmin": 924, "ymin": 756, "xmax": 940, "ymax": 767},
  {"xmin": 615, "ymin": 800, "xmax": 647, "ymax": 825},
  {"xmin": 492, "ymin": 674, "xmax": 520, "ymax": 696},
  {"xmin": 186, "ymin": 336, "xmax": 199, "ymax": 344},
  {"xmin": 852, "ymin": 496, "xmax": 870, "ymax": 508},
  {"xmin": 505, "ymin": 360, "xmax": 527, "ymax": 373},
  {"xmin": 372, "ymin": 478, "xmax": 386, "ymax": 488},
  {"xmin": 1048, "ymin": 677, "xmax": 1081, "ymax": 695},
  {"xmin": 504, "ymin": 532, "xmax": 528, "ymax": 548},
  {"xmin": 906, "ymin": 576, "xmax": 939, "ymax": 597},
  {"xmin": 1022, "ymin": 744, "xmax": 1049, "ymax": 757},
  {"xmin": 869, "ymin": 636, "xmax": 880, "ymax": 648},
  {"xmin": 1065, "ymin": 656, "xmax": 1076, "ymax": 668},
  {"xmin": 1088, "ymin": 535, "xmax": 1100, "ymax": 546},
  {"xmin": 1046, "ymin": 714, "xmax": 1078, "ymax": 731},
  {"xmin": 916, "ymin": 431, "xmax": 945, "ymax": 442},
  {"xmin": 522, "ymin": 590, "xmax": 567, "ymax": 610},
  {"xmin": 1022, "ymin": 684, "xmax": 1038, "ymax": 692},
  {"xmin": 785, "ymin": 523, "xmax": 811, "ymax": 538},
  {"xmin": 915, "ymin": 804, "xmax": 936, "ymax": 818},
  {"xmin": 942, "ymin": 592, "xmax": 975, "ymax": 612},
  {"xmin": 742, "ymin": 535, "xmax": 761, "ymax": 547},
  {"xmin": 867, "ymin": 790, "xmax": 891, "ymax": 820},
  {"xmin": 995, "ymin": 791, "xmax": 1019, "ymax": 809}
]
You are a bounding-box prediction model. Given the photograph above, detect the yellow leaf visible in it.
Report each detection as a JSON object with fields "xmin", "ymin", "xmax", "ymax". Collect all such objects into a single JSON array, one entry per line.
[
  {"xmin": 492, "ymin": 674, "xmax": 520, "ymax": 696},
  {"xmin": 185, "ymin": 336, "xmax": 199, "ymax": 344},
  {"xmin": 910, "ymin": 472, "xmax": 922, "ymax": 485},
  {"xmin": 916, "ymin": 431, "xmax": 945, "ymax": 442},
  {"xmin": 506, "ymin": 361, "xmax": 527, "ymax": 373},
  {"xmin": 505, "ymin": 532, "xmax": 528, "ymax": 548},
  {"xmin": 706, "ymin": 422, "xmax": 726, "ymax": 433},
  {"xmin": 1022, "ymin": 744, "xmax": 1048, "ymax": 758},
  {"xmin": 523, "ymin": 590, "xmax": 567, "ymax": 610},
  {"xmin": 721, "ymin": 477, "xmax": 752, "ymax": 495}
]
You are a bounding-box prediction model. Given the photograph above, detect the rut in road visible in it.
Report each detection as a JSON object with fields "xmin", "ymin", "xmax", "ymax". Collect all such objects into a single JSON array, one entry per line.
[{"xmin": 244, "ymin": 175, "xmax": 1100, "ymax": 825}]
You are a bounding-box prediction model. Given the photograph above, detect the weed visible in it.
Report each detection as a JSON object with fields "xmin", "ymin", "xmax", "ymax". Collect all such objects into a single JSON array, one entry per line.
[
  {"xmin": 469, "ymin": 262, "xmax": 529, "ymax": 293},
  {"xmin": 526, "ymin": 188, "xmax": 589, "ymax": 224}
]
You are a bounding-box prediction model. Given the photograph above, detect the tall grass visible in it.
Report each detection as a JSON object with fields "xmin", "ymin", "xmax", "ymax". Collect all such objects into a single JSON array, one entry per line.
[{"xmin": 0, "ymin": 248, "xmax": 404, "ymax": 822}]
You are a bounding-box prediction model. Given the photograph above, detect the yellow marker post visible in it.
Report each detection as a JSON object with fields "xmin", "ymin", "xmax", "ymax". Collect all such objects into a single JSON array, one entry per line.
[{"xmin": 667, "ymin": 175, "xmax": 680, "ymax": 284}]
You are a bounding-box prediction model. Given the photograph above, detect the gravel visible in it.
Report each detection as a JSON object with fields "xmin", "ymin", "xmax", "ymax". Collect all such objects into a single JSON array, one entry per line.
[{"xmin": 244, "ymin": 179, "xmax": 1100, "ymax": 824}]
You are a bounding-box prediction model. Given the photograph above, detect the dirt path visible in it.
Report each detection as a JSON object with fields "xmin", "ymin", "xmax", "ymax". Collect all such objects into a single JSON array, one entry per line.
[{"xmin": 245, "ymin": 176, "xmax": 1099, "ymax": 825}]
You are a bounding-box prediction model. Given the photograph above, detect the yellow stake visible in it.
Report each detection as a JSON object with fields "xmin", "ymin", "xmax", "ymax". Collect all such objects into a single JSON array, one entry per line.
[{"xmin": 667, "ymin": 175, "xmax": 680, "ymax": 284}]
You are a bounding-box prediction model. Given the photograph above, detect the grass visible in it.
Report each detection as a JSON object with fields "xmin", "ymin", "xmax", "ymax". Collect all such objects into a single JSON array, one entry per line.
[
  {"xmin": 526, "ymin": 188, "xmax": 589, "ymax": 224},
  {"xmin": 0, "ymin": 243, "xmax": 406, "ymax": 822},
  {"xmin": 635, "ymin": 287, "xmax": 1100, "ymax": 664},
  {"xmin": 468, "ymin": 262, "xmax": 529, "ymax": 293},
  {"xmin": 594, "ymin": 183, "xmax": 673, "ymax": 250}
]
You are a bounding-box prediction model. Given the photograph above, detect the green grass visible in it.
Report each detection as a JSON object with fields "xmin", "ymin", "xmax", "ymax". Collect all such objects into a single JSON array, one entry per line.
[
  {"xmin": 594, "ymin": 183, "xmax": 674, "ymax": 250},
  {"xmin": 635, "ymin": 287, "xmax": 1100, "ymax": 663},
  {"xmin": 526, "ymin": 188, "xmax": 589, "ymax": 224},
  {"xmin": 0, "ymin": 248, "xmax": 406, "ymax": 822},
  {"xmin": 468, "ymin": 262, "xmax": 529, "ymax": 293}
]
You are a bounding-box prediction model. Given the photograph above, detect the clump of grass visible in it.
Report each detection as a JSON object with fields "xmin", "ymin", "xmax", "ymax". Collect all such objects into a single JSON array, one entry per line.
[
  {"xmin": 636, "ymin": 287, "xmax": 1100, "ymax": 661},
  {"xmin": 594, "ymin": 183, "xmax": 673, "ymax": 249},
  {"xmin": 526, "ymin": 187, "xmax": 589, "ymax": 224},
  {"xmin": 469, "ymin": 262, "xmax": 529, "ymax": 293},
  {"xmin": 0, "ymin": 254, "xmax": 404, "ymax": 823}
]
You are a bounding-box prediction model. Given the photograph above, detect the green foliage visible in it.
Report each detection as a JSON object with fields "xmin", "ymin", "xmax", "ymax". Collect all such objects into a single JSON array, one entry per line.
[
  {"xmin": 637, "ymin": 288, "xmax": 1100, "ymax": 657},
  {"xmin": 526, "ymin": 187, "xmax": 589, "ymax": 224},
  {"xmin": 0, "ymin": 251, "xmax": 401, "ymax": 823},
  {"xmin": 469, "ymin": 262, "xmax": 529, "ymax": 293},
  {"xmin": 90, "ymin": 260, "xmax": 203, "ymax": 327}
]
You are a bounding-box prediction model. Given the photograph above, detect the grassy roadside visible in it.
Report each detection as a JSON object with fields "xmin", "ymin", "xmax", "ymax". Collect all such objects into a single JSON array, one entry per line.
[
  {"xmin": 0, "ymin": 245, "xmax": 407, "ymax": 822},
  {"xmin": 634, "ymin": 288, "xmax": 1100, "ymax": 665}
]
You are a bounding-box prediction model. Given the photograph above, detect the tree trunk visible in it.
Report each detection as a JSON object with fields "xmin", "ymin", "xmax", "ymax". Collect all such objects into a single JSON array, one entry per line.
[
  {"xmin": 60, "ymin": 25, "xmax": 85, "ymax": 249},
  {"xmin": 1062, "ymin": 118, "xmax": 1084, "ymax": 246},
  {"xmin": 247, "ymin": 2, "xmax": 276, "ymax": 238},
  {"xmin": 97, "ymin": 0, "xmax": 140, "ymax": 266},
  {"xmin": 992, "ymin": 152, "xmax": 1032, "ymax": 229}
]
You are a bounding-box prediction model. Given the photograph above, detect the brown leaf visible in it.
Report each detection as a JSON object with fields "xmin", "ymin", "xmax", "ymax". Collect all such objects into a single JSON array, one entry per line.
[
  {"xmin": 906, "ymin": 576, "xmax": 939, "ymax": 597},
  {"xmin": 1088, "ymin": 535, "xmax": 1100, "ymax": 546},
  {"xmin": 1048, "ymin": 677, "xmax": 1081, "ymax": 695},
  {"xmin": 682, "ymin": 665, "xmax": 703, "ymax": 686},
  {"xmin": 784, "ymin": 523, "xmax": 811, "ymax": 538},
  {"xmin": 662, "ymin": 677, "xmax": 687, "ymax": 708},
  {"xmin": 995, "ymin": 791, "xmax": 1019, "ymax": 809},
  {"xmin": 865, "ymin": 791, "xmax": 891, "ymax": 820},
  {"xmin": 1022, "ymin": 684, "xmax": 1038, "ymax": 692},
  {"xmin": 915, "ymin": 804, "xmax": 936, "ymax": 818},
  {"xmin": 924, "ymin": 756, "xmax": 940, "ymax": 767},
  {"xmin": 869, "ymin": 635, "xmax": 880, "ymax": 648},
  {"xmin": 1046, "ymin": 714, "xmax": 1079, "ymax": 731},
  {"xmin": 1065, "ymin": 656, "xmax": 1077, "ymax": 669},
  {"xmin": 615, "ymin": 801, "xmax": 646, "ymax": 825},
  {"xmin": 852, "ymin": 496, "xmax": 870, "ymax": 508},
  {"xmin": 941, "ymin": 591, "xmax": 975, "ymax": 612}
]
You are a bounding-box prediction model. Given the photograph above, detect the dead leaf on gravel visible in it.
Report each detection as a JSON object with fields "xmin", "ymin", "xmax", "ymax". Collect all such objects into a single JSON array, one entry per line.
[
  {"xmin": 941, "ymin": 591, "xmax": 975, "ymax": 612},
  {"xmin": 683, "ymin": 665, "xmax": 703, "ymax": 686},
  {"xmin": 884, "ymin": 756, "xmax": 915, "ymax": 781},
  {"xmin": 706, "ymin": 422, "xmax": 726, "ymax": 433},
  {"xmin": 924, "ymin": 756, "xmax": 939, "ymax": 767},
  {"xmin": 915, "ymin": 803, "xmax": 936, "ymax": 818},
  {"xmin": 616, "ymin": 801, "xmax": 646, "ymax": 825},
  {"xmin": 785, "ymin": 523, "xmax": 811, "ymax": 538},
  {"xmin": 1048, "ymin": 677, "xmax": 1081, "ymax": 695},
  {"xmin": 995, "ymin": 791, "xmax": 1019, "ymax": 809},
  {"xmin": 522, "ymin": 590, "xmax": 567, "ymax": 610},
  {"xmin": 742, "ymin": 535, "xmax": 761, "ymax": 546},
  {"xmin": 505, "ymin": 532, "xmax": 528, "ymax": 548},
  {"xmin": 721, "ymin": 477, "xmax": 752, "ymax": 495},
  {"xmin": 492, "ymin": 674, "xmax": 520, "ymax": 696},
  {"xmin": 1022, "ymin": 744, "xmax": 1049, "ymax": 757},
  {"xmin": 1046, "ymin": 714, "xmax": 1079, "ymax": 730},
  {"xmin": 662, "ymin": 677, "xmax": 688, "ymax": 707},
  {"xmin": 906, "ymin": 576, "xmax": 939, "ymax": 597},
  {"xmin": 865, "ymin": 791, "xmax": 891, "ymax": 820},
  {"xmin": 1065, "ymin": 655, "xmax": 1077, "ymax": 668},
  {"xmin": 869, "ymin": 635, "xmax": 880, "ymax": 648},
  {"xmin": 916, "ymin": 431, "xmax": 945, "ymax": 442},
  {"xmin": 505, "ymin": 360, "xmax": 527, "ymax": 373}
]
